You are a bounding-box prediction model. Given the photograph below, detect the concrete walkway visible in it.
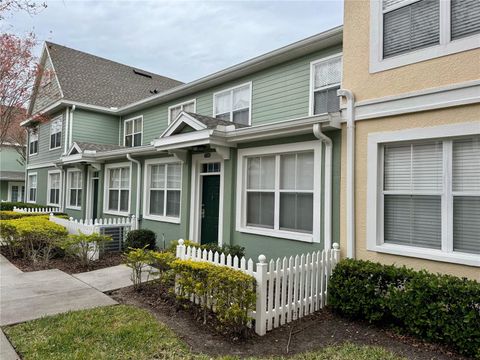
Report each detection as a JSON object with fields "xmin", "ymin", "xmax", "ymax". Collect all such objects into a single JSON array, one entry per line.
[
  {"xmin": 73, "ymin": 264, "xmax": 156, "ymax": 292},
  {"xmin": 0, "ymin": 255, "xmax": 117, "ymax": 326},
  {"xmin": 0, "ymin": 329, "xmax": 19, "ymax": 360}
]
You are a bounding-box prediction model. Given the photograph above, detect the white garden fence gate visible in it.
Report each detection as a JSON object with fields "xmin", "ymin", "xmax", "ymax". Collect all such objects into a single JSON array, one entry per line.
[
  {"xmin": 49, "ymin": 214, "xmax": 138, "ymax": 253},
  {"xmin": 175, "ymin": 240, "xmax": 341, "ymax": 336}
]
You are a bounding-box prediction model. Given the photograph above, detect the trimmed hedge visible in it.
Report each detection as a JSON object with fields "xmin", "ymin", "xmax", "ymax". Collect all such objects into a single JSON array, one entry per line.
[
  {"xmin": 0, "ymin": 211, "xmax": 69, "ymax": 220},
  {"xmin": 0, "ymin": 202, "xmax": 44, "ymax": 211},
  {"xmin": 329, "ymin": 259, "xmax": 480, "ymax": 357},
  {"xmin": 171, "ymin": 259, "xmax": 256, "ymax": 336},
  {"xmin": 124, "ymin": 229, "xmax": 156, "ymax": 250}
]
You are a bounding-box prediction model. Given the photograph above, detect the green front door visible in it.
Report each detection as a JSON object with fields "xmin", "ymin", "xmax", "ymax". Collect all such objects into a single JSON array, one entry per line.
[{"xmin": 200, "ymin": 175, "xmax": 220, "ymax": 245}]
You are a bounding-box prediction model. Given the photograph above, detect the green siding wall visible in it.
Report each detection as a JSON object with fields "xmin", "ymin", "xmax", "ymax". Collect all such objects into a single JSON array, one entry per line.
[
  {"xmin": 72, "ymin": 109, "xmax": 120, "ymax": 145},
  {"xmin": 0, "ymin": 146, "xmax": 25, "ymax": 172},
  {"xmin": 0, "ymin": 181, "xmax": 9, "ymax": 201},
  {"xmin": 120, "ymin": 45, "xmax": 342, "ymax": 144}
]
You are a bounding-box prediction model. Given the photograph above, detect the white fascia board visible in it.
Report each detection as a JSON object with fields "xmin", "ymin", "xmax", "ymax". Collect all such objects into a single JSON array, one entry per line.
[{"xmin": 161, "ymin": 112, "xmax": 207, "ymax": 138}]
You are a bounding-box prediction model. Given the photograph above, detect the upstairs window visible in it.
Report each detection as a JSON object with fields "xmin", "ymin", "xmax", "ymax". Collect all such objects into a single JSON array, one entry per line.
[
  {"xmin": 29, "ymin": 130, "xmax": 38, "ymax": 155},
  {"xmin": 124, "ymin": 116, "xmax": 142, "ymax": 147},
  {"xmin": 311, "ymin": 55, "xmax": 342, "ymax": 115},
  {"xmin": 371, "ymin": 0, "xmax": 480, "ymax": 71},
  {"xmin": 168, "ymin": 100, "xmax": 196, "ymax": 124},
  {"xmin": 214, "ymin": 83, "xmax": 251, "ymax": 126},
  {"xmin": 50, "ymin": 117, "xmax": 62, "ymax": 149}
]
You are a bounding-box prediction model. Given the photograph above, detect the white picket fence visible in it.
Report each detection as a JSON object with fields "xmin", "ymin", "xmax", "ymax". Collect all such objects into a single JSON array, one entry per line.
[
  {"xmin": 13, "ymin": 206, "xmax": 59, "ymax": 213},
  {"xmin": 175, "ymin": 240, "xmax": 341, "ymax": 336}
]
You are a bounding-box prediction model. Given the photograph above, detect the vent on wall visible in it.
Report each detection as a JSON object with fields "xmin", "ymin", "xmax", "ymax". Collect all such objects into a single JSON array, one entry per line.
[{"xmin": 133, "ymin": 69, "xmax": 152, "ymax": 78}]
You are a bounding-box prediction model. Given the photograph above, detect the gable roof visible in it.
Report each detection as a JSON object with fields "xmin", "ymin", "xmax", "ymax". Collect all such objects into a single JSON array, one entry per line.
[
  {"xmin": 38, "ymin": 42, "xmax": 183, "ymax": 110},
  {"xmin": 67, "ymin": 141, "xmax": 125, "ymax": 156}
]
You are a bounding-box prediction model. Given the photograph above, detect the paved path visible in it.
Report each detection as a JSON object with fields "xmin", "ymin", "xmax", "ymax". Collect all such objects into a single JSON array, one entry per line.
[
  {"xmin": 73, "ymin": 264, "xmax": 156, "ymax": 292},
  {"xmin": 0, "ymin": 255, "xmax": 117, "ymax": 326},
  {"xmin": 0, "ymin": 329, "xmax": 19, "ymax": 360}
]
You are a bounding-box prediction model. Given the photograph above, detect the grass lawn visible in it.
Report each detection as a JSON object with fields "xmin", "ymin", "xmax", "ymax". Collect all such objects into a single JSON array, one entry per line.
[{"xmin": 3, "ymin": 305, "xmax": 405, "ymax": 360}]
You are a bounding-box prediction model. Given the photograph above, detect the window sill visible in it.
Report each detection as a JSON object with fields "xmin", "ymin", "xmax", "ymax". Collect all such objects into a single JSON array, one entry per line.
[
  {"xmin": 66, "ymin": 206, "xmax": 81, "ymax": 211},
  {"xmin": 49, "ymin": 147, "xmax": 61, "ymax": 151},
  {"xmin": 103, "ymin": 210, "xmax": 130, "ymax": 217},
  {"xmin": 236, "ymin": 226, "xmax": 314, "ymax": 243},
  {"xmin": 29, "ymin": 153, "xmax": 38, "ymax": 156},
  {"xmin": 143, "ymin": 214, "xmax": 180, "ymax": 224},
  {"xmin": 368, "ymin": 243, "xmax": 480, "ymax": 267},
  {"xmin": 27, "ymin": 200, "xmax": 36, "ymax": 204},
  {"xmin": 47, "ymin": 203, "xmax": 60, "ymax": 208}
]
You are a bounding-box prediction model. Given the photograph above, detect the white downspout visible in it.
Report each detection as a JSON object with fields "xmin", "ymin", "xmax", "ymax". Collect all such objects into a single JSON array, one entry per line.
[
  {"xmin": 126, "ymin": 153, "xmax": 141, "ymax": 229},
  {"xmin": 69, "ymin": 105, "xmax": 75, "ymax": 148},
  {"xmin": 64, "ymin": 107, "xmax": 70, "ymax": 154},
  {"xmin": 337, "ymin": 89, "xmax": 356, "ymax": 259},
  {"xmin": 313, "ymin": 123, "xmax": 332, "ymax": 250}
]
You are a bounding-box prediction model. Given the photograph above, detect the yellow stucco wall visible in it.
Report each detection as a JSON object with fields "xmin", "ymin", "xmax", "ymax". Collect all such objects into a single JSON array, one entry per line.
[
  {"xmin": 342, "ymin": 0, "xmax": 480, "ymax": 102},
  {"xmin": 339, "ymin": 104, "xmax": 480, "ymax": 281}
]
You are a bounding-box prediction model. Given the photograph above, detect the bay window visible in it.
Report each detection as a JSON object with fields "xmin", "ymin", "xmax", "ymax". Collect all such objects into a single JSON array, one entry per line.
[
  {"xmin": 367, "ymin": 124, "xmax": 480, "ymax": 266},
  {"xmin": 214, "ymin": 83, "xmax": 251, "ymax": 125},
  {"xmin": 105, "ymin": 164, "xmax": 130, "ymax": 214},
  {"xmin": 47, "ymin": 171, "xmax": 61, "ymax": 206},
  {"xmin": 144, "ymin": 159, "xmax": 182, "ymax": 222},
  {"xmin": 237, "ymin": 142, "xmax": 321, "ymax": 242}
]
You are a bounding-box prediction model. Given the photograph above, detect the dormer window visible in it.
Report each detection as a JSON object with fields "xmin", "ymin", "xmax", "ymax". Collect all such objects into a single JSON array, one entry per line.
[
  {"xmin": 310, "ymin": 54, "xmax": 342, "ymax": 115},
  {"xmin": 213, "ymin": 83, "xmax": 251, "ymax": 125},
  {"xmin": 50, "ymin": 117, "xmax": 62, "ymax": 149},
  {"xmin": 124, "ymin": 116, "xmax": 142, "ymax": 147}
]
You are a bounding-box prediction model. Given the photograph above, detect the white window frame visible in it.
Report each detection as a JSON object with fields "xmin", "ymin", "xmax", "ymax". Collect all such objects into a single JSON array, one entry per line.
[
  {"xmin": 66, "ymin": 169, "xmax": 83, "ymax": 210},
  {"xmin": 29, "ymin": 130, "xmax": 38, "ymax": 156},
  {"xmin": 168, "ymin": 99, "xmax": 196, "ymax": 124},
  {"xmin": 309, "ymin": 53, "xmax": 343, "ymax": 116},
  {"xmin": 103, "ymin": 162, "xmax": 132, "ymax": 216},
  {"xmin": 370, "ymin": 0, "xmax": 480, "ymax": 73},
  {"xmin": 49, "ymin": 116, "xmax": 62, "ymax": 150},
  {"xmin": 143, "ymin": 157, "xmax": 183, "ymax": 223},
  {"xmin": 236, "ymin": 141, "xmax": 322, "ymax": 243},
  {"xmin": 213, "ymin": 82, "xmax": 252, "ymax": 125},
  {"xmin": 367, "ymin": 122, "xmax": 480, "ymax": 267},
  {"xmin": 8, "ymin": 182, "xmax": 25, "ymax": 202},
  {"xmin": 47, "ymin": 169, "xmax": 62, "ymax": 207},
  {"xmin": 27, "ymin": 173, "xmax": 37, "ymax": 203},
  {"xmin": 123, "ymin": 116, "xmax": 143, "ymax": 147}
]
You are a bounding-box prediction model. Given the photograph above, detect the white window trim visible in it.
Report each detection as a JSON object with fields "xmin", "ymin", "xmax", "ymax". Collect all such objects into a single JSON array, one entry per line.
[
  {"xmin": 49, "ymin": 116, "xmax": 62, "ymax": 150},
  {"xmin": 7, "ymin": 182, "xmax": 24, "ymax": 202},
  {"xmin": 143, "ymin": 157, "xmax": 183, "ymax": 223},
  {"xmin": 29, "ymin": 130, "xmax": 38, "ymax": 156},
  {"xmin": 47, "ymin": 169, "xmax": 62, "ymax": 207},
  {"xmin": 123, "ymin": 115, "xmax": 143, "ymax": 147},
  {"xmin": 308, "ymin": 53, "xmax": 343, "ymax": 116},
  {"xmin": 236, "ymin": 141, "xmax": 322, "ymax": 243},
  {"xmin": 66, "ymin": 168, "xmax": 82, "ymax": 210},
  {"xmin": 212, "ymin": 82, "xmax": 252, "ymax": 125},
  {"xmin": 27, "ymin": 172, "xmax": 37, "ymax": 203},
  {"xmin": 366, "ymin": 122, "xmax": 480, "ymax": 267},
  {"xmin": 168, "ymin": 99, "xmax": 196, "ymax": 125},
  {"xmin": 189, "ymin": 153, "xmax": 225, "ymax": 246},
  {"xmin": 103, "ymin": 162, "xmax": 132, "ymax": 216},
  {"xmin": 370, "ymin": 0, "xmax": 480, "ymax": 73}
]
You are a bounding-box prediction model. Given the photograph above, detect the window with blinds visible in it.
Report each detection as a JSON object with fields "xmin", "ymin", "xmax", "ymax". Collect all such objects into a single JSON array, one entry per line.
[
  {"xmin": 383, "ymin": 0, "xmax": 440, "ymax": 58},
  {"xmin": 382, "ymin": 136, "xmax": 480, "ymax": 255},
  {"xmin": 311, "ymin": 55, "xmax": 342, "ymax": 115},
  {"xmin": 451, "ymin": 0, "xmax": 480, "ymax": 40}
]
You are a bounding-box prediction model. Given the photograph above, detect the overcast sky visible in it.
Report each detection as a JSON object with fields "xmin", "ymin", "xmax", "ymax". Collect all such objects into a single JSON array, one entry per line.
[{"xmin": 5, "ymin": 0, "xmax": 343, "ymax": 83}]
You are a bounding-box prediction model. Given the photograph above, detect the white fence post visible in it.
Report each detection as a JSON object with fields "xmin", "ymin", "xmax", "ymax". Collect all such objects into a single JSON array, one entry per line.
[
  {"xmin": 255, "ymin": 254, "xmax": 268, "ymax": 336},
  {"xmin": 176, "ymin": 239, "xmax": 185, "ymax": 259},
  {"xmin": 332, "ymin": 242, "xmax": 341, "ymax": 266}
]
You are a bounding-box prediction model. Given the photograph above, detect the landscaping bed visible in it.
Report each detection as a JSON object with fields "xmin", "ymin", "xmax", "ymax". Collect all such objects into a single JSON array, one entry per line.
[
  {"xmin": 110, "ymin": 283, "xmax": 467, "ymax": 360},
  {"xmin": 0, "ymin": 248, "xmax": 123, "ymax": 274}
]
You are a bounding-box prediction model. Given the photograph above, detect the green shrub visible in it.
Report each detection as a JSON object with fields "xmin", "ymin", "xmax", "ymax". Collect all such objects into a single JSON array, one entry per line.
[
  {"xmin": 148, "ymin": 251, "xmax": 175, "ymax": 282},
  {"xmin": 0, "ymin": 211, "xmax": 69, "ymax": 220},
  {"xmin": 124, "ymin": 247, "xmax": 151, "ymax": 290},
  {"xmin": 124, "ymin": 229, "xmax": 156, "ymax": 250},
  {"xmin": 0, "ymin": 202, "xmax": 43, "ymax": 211},
  {"xmin": 0, "ymin": 216, "xmax": 68, "ymax": 265},
  {"xmin": 168, "ymin": 239, "xmax": 246, "ymax": 258},
  {"xmin": 59, "ymin": 232, "xmax": 112, "ymax": 269},
  {"xmin": 171, "ymin": 259, "xmax": 256, "ymax": 337},
  {"xmin": 329, "ymin": 259, "xmax": 480, "ymax": 357}
]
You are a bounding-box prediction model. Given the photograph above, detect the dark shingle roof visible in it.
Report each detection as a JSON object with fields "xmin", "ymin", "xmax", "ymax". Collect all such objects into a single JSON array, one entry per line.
[
  {"xmin": 76, "ymin": 142, "xmax": 125, "ymax": 152},
  {"xmin": 0, "ymin": 171, "xmax": 24, "ymax": 181},
  {"xmin": 185, "ymin": 112, "xmax": 249, "ymax": 129},
  {"xmin": 46, "ymin": 42, "xmax": 183, "ymax": 108}
]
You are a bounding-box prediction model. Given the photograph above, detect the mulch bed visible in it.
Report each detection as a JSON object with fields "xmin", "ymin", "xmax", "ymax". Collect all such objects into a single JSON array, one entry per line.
[
  {"xmin": 0, "ymin": 249, "xmax": 124, "ymax": 274},
  {"xmin": 110, "ymin": 283, "xmax": 468, "ymax": 360}
]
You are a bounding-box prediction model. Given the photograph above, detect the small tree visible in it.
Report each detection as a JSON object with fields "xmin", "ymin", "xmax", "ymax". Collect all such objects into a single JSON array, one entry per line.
[{"xmin": 60, "ymin": 232, "xmax": 112, "ymax": 269}]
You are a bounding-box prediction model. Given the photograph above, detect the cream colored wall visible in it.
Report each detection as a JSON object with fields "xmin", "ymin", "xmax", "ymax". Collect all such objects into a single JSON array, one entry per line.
[
  {"xmin": 342, "ymin": 0, "xmax": 480, "ymax": 102},
  {"xmin": 339, "ymin": 104, "xmax": 480, "ymax": 281}
]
